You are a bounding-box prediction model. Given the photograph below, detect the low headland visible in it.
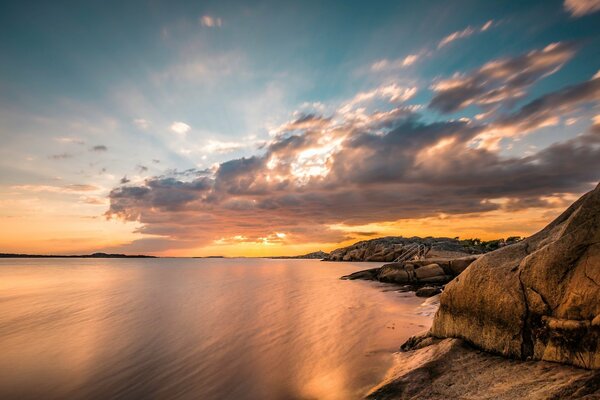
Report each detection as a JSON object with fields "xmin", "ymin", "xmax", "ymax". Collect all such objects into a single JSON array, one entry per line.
[
  {"xmin": 325, "ymin": 236, "xmax": 521, "ymax": 298},
  {"xmin": 345, "ymin": 182, "xmax": 600, "ymax": 399}
]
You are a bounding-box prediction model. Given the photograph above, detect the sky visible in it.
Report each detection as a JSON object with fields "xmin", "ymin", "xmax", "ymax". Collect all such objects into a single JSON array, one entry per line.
[{"xmin": 0, "ymin": 0, "xmax": 599, "ymax": 256}]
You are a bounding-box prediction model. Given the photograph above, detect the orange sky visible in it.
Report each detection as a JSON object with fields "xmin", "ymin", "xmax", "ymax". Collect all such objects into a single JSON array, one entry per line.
[{"xmin": 0, "ymin": 187, "xmax": 574, "ymax": 256}]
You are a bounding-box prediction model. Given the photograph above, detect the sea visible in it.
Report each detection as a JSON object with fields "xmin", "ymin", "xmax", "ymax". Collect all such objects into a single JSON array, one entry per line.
[{"xmin": 0, "ymin": 258, "xmax": 435, "ymax": 399}]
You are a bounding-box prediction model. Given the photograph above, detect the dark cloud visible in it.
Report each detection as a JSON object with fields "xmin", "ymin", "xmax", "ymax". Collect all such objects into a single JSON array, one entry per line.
[
  {"xmin": 49, "ymin": 153, "xmax": 73, "ymax": 160},
  {"xmin": 429, "ymin": 42, "xmax": 578, "ymax": 114},
  {"xmin": 471, "ymin": 73, "xmax": 600, "ymax": 149},
  {"xmin": 120, "ymin": 176, "xmax": 131, "ymax": 184},
  {"xmin": 494, "ymin": 74, "xmax": 600, "ymax": 132},
  {"xmin": 352, "ymin": 231, "xmax": 380, "ymax": 237},
  {"xmin": 91, "ymin": 145, "xmax": 108, "ymax": 152}
]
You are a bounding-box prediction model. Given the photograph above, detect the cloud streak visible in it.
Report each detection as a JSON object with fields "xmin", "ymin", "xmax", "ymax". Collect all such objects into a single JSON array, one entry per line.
[
  {"xmin": 437, "ymin": 20, "xmax": 494, "ymax": 48},
  {"xmin": 429, "ymin": 42, "xmax": 578, "ymax": 113},
  {"xmin": 564, "ymin": 0, "xmax": 600, "ymax": 16},
  {"xmin": 200, "ymin": 15, "xmax": 223, "ymax": 28}
]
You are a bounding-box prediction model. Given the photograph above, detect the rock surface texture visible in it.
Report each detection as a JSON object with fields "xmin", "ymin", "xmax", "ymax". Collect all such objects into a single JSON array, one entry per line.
[
  {"xmin": 431, "ymin": 183, "xmax": 600, "ymax": 369},
  {"xmin": 325, "ymin": 236, "xmax": 484, "ymax": 262},
  {"xmin": 367, "ymin": 338, "xmax": 600, "ymax": 399},
  {"xmin": 342, "ymin": 256, "xmax": 479, "ymax": 288}
]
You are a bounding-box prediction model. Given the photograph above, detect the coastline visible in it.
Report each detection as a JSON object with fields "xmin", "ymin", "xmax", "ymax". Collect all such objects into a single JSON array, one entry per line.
[
  {"xmin": 355, "ymin": 184, "xmax": 600, "ymax": 399},
  {"xmin": 367, "ymin": 337, "xmax": 600, "ymax": 399}
]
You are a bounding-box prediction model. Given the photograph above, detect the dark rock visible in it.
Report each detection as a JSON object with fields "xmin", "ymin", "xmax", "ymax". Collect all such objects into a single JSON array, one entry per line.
[
  {"xmin": 340, "ymin": 268, "xmax": 379, "ymax": 280},
  {"xmin": 415, "ymin": 286, "xmax": 442, "ymax": 297},
  {"xmin": 367, "ymin": 338, "xmax": 600, "ymax": 399},
  {"xmin": 343, "ymin": 256, "xmax": 479, "ymax": 288}
]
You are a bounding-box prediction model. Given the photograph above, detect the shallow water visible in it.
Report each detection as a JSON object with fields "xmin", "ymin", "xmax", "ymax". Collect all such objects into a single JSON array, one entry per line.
[{"xmin": 0, "ymin": 258, "xmax": 433, "ymax": 399}]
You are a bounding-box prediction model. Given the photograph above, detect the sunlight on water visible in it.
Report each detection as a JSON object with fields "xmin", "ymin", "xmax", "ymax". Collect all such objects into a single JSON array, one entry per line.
[{"xmin": 0, "ymin": 258, "xmax": 433, "ymax": 399}]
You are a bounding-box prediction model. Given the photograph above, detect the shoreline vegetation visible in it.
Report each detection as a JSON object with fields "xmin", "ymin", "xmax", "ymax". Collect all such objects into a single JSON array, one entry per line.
[{"xmin": 349, "ymin": 182, "xmax": 600, "ymax": 399}]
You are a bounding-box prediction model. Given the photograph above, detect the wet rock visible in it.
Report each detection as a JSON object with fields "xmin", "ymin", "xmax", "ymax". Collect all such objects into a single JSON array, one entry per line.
[
  {"xmin": 367, "ymin": 338, "xmax": 600, "ymax": 399},
  {"xmin": 415, "ymin": 286, "xmax": 442, "ymax": 297},
  {"xmin": 378, "ymin": 268, "xmax": 410, "ymax": 284},
  {"xmin": 340, "ymin": 268, "xmax": 379, "ymax": 280},
  {"xmin": 396, "ymin": 285, "xmax": 415, "ymax": 292}
]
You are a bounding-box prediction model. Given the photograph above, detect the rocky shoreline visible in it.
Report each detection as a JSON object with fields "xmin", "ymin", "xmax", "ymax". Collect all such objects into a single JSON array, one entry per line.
[
  {"xmin": 342, "ymin": 255, "xmax": 479, "ymax": 297},
  {"xmin": 351, "ymin": 182, "xmax": 600, "ymax": 399},
  {"xmin": 324, "ymin": 236, "xmax": 521, "ymax": 262},
  {"xmin": 367, "ymin": 337, "xmax": 600, "ymax": 399}
]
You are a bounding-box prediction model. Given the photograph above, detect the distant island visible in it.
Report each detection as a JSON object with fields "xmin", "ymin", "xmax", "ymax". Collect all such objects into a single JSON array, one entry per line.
[
  {"xmin": 269, "ymin": 251, "xmax": 329, "ymax": 260},
  {"xmin": 0, "ymin": 252, "xmax": 156, "ymax": 258}
]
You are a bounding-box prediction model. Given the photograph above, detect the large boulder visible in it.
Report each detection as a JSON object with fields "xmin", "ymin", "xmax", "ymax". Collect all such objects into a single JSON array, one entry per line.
[{"xmin": 431, "ymin": 183, "xmax": 600, "ymax": 369}]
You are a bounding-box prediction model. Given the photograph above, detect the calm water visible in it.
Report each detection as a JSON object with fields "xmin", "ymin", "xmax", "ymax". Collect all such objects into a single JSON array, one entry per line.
[{"xmin": 0, "ymin": 258, "xmax": 434, "ymax": 400}]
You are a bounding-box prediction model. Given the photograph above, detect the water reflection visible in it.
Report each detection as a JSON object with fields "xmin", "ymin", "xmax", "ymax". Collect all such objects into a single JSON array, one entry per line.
[{"xmin": 0, "ymin": 258, "xmax": 432, "ymax": 399}]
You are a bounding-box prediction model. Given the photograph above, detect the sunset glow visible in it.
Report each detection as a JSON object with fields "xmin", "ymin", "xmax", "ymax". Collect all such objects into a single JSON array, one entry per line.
[{"xmin": 0, "ymin": 1, "xmax": 599, "ymax": 256}]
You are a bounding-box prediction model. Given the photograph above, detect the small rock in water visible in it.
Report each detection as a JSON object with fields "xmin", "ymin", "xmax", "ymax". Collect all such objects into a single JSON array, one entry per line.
[{"xmin": 415, "ymin": 286, "xmax": 442, "ymax": 297}]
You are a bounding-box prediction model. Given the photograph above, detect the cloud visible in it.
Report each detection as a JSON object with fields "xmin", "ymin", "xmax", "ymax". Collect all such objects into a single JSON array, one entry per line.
[
  {"xmin": 438, "ymin": 20, "xmax": 494, "ymax": 48},
  {"xmin": 106, "ymin": 73, "xmax": 600, "ymax": 250},
  {"xmin": 368, "ymin": 20, "xmax": 494, "ymax": 75},
  {"xmin": 564, "ymin": 0, "xmax": 600, "ymax": 16},
  {"xmin": 65, "ymin": 184, "xmax": 99, "ymax": 192},
  {"xmin": 120, "ymin": 176, "xmax": 131, "ymax": 184},
  {"xmin": 339, "ymin": 83, "xmax": 417, "ymax": 115},
  {"xmin": 134, "ymin": 118, "xmax": 150, "ymax": 129},
  {"xmin": 371, "ymin": 54, "xmax": 420, "ymax": 71},
  {"xmin": 170, "ymin": 121, "xmax": 191, "ymax": 135},
  {"xmin": 200, "ymin": 15, "xmax": 222, "ymax": 28},
  {"xmin": 368, "ymin": 20, "xmax": 495, "ymax": 75},
  {"xmin": 473, "ymin": 72, "xmax": 600, "ymax": 149},
  {"xmin": 204, "ymin": 140, "xmax": 246, "ymax": 154},
  {"xmin": 91, "ymin": 145, "xmax": 108, "ymax": 152},
  {"xmin": 54, "ymin": 137, "xmax": 85, "ymax": 145},
  {"xmin": 11, "ymin": 184, "xmax": 99, "ymax": 193},
  {"xmin": 49, "ymin": 153, "xmax": 73, "ymax": 160},
  {"xmin": 271, "ymin": 113, "xmax": 332, "ymax": 136},
  {"xmin": 79, "ymin": 196, "xmax": 106, "ymax": 205},
  {"xmin": 430, "ymin": 42, "xmax": 577, "ymax": 113}
]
